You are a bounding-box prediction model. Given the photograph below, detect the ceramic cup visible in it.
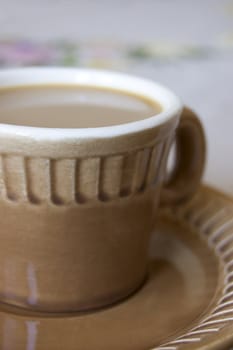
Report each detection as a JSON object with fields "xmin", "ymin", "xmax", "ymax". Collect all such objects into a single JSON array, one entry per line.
[{"xmin": 0, "ymin": 68, "xmax": 205, "ymax": 313}]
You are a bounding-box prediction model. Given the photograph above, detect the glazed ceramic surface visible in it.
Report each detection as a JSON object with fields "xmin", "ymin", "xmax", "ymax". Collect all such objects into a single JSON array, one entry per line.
[
  {"xmin": 0, "ymin": 186, "xmax": 233, "ymax": 349},
  {"xmin": 0, "ymin": 68, "xmax": 205, "ymax": 312}
]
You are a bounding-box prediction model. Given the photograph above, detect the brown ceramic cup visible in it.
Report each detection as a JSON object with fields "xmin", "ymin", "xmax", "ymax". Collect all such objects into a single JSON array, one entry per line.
[{"xmin": 0, "ymin": 68, "xmax": 205, "ymax": 312}]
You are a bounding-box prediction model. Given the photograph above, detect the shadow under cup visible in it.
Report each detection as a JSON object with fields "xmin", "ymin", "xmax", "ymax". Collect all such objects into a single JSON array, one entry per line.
[{"xmin": 0, "ymin": 68, "xmax": 203, "ymax": 313}]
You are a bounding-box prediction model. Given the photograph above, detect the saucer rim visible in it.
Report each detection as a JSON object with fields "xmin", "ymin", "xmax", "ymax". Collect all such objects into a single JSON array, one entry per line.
[{"xmin": 155, "ymin": 184, "xmax": 233, "ymax": 350}]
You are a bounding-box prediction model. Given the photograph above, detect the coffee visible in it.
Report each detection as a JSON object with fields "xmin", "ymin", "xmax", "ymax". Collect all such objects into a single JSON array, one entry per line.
[{"xmin": 0, "ymin": 85, "xmax": 161, "ymax": 128}]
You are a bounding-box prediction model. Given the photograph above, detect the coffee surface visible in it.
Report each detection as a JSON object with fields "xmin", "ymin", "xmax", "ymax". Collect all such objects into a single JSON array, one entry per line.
[{"xmin": 0, "ymin": 85, "xmax": 161, "ymax": 128}]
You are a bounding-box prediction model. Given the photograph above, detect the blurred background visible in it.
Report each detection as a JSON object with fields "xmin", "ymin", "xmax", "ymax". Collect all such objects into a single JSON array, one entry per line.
[{"xmin": 0, "ymin": 0, "xmax": 233, "ymax": 194}]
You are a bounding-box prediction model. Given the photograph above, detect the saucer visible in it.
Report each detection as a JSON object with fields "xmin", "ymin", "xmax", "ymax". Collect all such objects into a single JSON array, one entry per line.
[{"xmin": 1, "ymin": 185, "xmax": 233, "ymax": 350}]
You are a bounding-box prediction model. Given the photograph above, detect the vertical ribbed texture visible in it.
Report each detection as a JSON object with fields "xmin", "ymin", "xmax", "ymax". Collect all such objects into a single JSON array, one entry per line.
[
  {"xmin": 2, "ymin": 155, "xmax": 27, "ymax": 201},
  {"xmin": 76, "ymin": 157, "xmax": 101, "ymax": 203},
  {"xmin": 99, "ymin": 155, "xmax": 124, "ymax": 200},
  {"xmin": 50, "ymin": 159, "xmax": 75, "ymax": 205},
  {"xmin": 131, "ymin": 149, "xmax": 150, "ymax": 192},
  {"xmin": 0, "ymin": 156, "xmax": 7, "ymax": 199},
  {"xmin": 120, "ymin": 153, "xmax": 139, "ymax": 196},
  {"xmin": 146, "ymin": 143, "xmax": 164, "ymax": 186},
  {"xmin": 0, "ymin": 139, "xmax": 171, "ymax": 205},
  {"xmin": 25, "ymin": 158, "xmax": 51, "ymax": 204}
]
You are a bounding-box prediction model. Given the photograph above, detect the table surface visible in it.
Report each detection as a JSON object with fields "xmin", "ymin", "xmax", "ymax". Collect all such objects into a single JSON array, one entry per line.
[{"xmin": 0, "ymin": 0, "xmax": 233, "ymax": 196}]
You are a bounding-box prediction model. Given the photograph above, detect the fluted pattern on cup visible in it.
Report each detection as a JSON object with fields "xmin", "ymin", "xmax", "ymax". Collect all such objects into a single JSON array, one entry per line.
[{"xmin": 0, "ymin": 137, "xmax": 172, "ymax": 205}]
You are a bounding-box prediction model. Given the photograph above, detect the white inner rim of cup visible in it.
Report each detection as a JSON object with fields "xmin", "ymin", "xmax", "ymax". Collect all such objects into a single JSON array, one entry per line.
[{"xmin": 0, "ymin": 67, "xmax": 182, "ymax": 140}]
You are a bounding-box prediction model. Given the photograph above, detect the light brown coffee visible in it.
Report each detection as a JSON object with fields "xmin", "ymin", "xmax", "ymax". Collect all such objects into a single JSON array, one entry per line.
[{"xmin": 0, "ymin": 85, "xmax": 162, "ymax": 128}]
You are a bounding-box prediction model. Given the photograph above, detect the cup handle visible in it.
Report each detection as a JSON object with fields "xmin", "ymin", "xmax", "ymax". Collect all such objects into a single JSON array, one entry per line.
[{"xmin": 161, "ymin": 107, "xmax": 206, "ymax": 205}]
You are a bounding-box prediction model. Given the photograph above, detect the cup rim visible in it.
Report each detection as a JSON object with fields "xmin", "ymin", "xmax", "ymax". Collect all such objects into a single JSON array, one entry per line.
[{"xmin": 0, "ymin": 67, "xmax": 182, "ymax": 141}]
